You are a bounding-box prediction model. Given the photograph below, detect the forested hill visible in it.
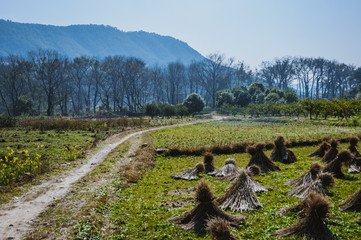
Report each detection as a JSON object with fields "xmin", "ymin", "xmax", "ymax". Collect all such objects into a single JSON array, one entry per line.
[{"xmin": 0, "ymin": 19, "xmax": 205, "ymax": 65}]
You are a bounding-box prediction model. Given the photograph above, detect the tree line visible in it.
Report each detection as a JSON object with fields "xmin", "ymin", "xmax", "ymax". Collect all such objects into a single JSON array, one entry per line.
[
  {"xmin": 0, "ymin": 49, "xmax": 360, "ymax": 117},
  {"xmin": 219, "ymin": 98, "xmax": 361, "ymax": 121}
]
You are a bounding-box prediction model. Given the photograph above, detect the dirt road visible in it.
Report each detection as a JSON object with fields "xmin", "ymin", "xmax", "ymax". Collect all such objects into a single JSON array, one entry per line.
[{"xmin": 0, "ymin": 119, "xmax": 214, "ymax": 240}]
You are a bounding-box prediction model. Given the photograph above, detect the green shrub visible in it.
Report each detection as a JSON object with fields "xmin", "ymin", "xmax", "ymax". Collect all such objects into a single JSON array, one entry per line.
[{"xmin": 0, "ymin": 116, "xmax": 18, "ymax": 128}]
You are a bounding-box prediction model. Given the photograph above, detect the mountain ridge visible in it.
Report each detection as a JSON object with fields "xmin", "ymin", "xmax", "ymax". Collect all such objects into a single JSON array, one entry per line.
[{"xmin": 0, "ymin": 19, "xmax": 205, "ymax": 65}]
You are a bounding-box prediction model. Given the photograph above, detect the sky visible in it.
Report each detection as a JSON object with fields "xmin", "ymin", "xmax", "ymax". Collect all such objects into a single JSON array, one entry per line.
[{"xmin": 1, "ymin": 0, "xmax": 361, "ymax": 68}]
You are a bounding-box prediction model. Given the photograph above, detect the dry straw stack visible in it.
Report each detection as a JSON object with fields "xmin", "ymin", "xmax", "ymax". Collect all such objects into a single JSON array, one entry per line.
[
  {"xmin": 218, "ymin": 165, "xmax": 260, "ymax": 182},
  {"xmin": 206, "ymin": 217, "xmax": 239, "ymax": 240},
  {"xmin": 270, "ymin": 136, "xmax": 297, "ymax": 164},
  {"xmin": 277, "ymin": 192, "xmax": 322, "ymax": 216},
  {"xmin": 285, "ymin": 163, "xmax": 322, "ymax": 187},
  {"xmin": 348, "ymin": 136, "xmax": 361, "ymax": 173},
  {"xmin": 171, "ymin": 162, "xmax": 205, "ymax": 180},
  {"xmin": 208, "ymin": 158, "xmax": 238, "ymax": 177},
  {"xmin": 217, "ymin": 170, "xmax": 263, "ymax": 212},
  {"xmin": 340, "ymin": 187, "xmax": 361, "ymax": 212},
  {"xmin": 322, "ymin": 150, "xmax": 352, "ymax": 178},
  {"xmin": 273, "ymin": 193, "xmax": 334, "ymax": 239},
  {"xmin": 246, "ymin": 142, "xmax": 280, "ymax": 173},
  {"xmin": 321, "ymin": 139, "xmax": 339, "ymax": 163},
  {"xmin": 218, "ymin": 165, "xmax": 267, "ymax": 193},
  {"xmin": 307, "ymin": 141, "xmax": 330, "ymax": 158},
  {"xmin": 204, "ymin": 152, "xmax": 216, "ymax": 173},
  {"xmin": 168, "ymin": 181, "xmax": 246, "ymax": 232},
  {"xmin": 286, "ymin": 173, "xmax": 334, "ymax": 199}
]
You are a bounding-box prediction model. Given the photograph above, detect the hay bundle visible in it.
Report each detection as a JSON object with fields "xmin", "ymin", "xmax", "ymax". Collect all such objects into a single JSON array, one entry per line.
[
  {"xmin": 321, "ymin": 139, "xmax": 339, "ymax": 163},
  {"xmin": 277, "ymin": 192, "xmax": 321, "ymax": 216},
  {"xmin": 247, "ymin": 164, "xmax": 261, "ymax": 177},
  {"xmin": 286, "ymin": 173, "xmax": 334, "ymax": 199},
  {"xmin": 204, "ymin": 152, "xmax": 216, "ymax": 173},
  {"xmin": 270, "ymin": 136, "xmax": 297, "ymax": 164},
  {"xmin": 348, "ymin": 157, "xmax": 361, "ymax": 174},
  {"xmin": 218, "ymin": 164, "xmax": 261, "ymax": 182},
  {"xmin": 217, "ymin": 170, "xmax": 263, "ymax": 212},
  {"xmin": 273, "ymin": 193, "xmax": 333, "ymax": 239},
  {"xmin": 218, "ymin": 165, "xmax": 267, "ymax": 193},
  {"xmin": 246, "ymin": 165, "xmax": 267, "ymax": 193},
  {"xmin": 340, "ymin": 188, "xmax": 361, "ymax": 212},
  {"xmin": 348, "ymin": 136, "xmax": 361, "ymax": 173},
  {"xmin": 307, "ymin": 141, "xmax": 330, "ymax": 158},
  {"xmin": 285, "ymin": 163, "xmax": 322, "ymax": 187},
  {"xmin": 171, "ymin": 162, "xmax": 205, "ymax": 180},
  {"xmin": 206, "ymin": 217, "xmax": 238, "ymax": 240},
  {"xmin": 246, "ymin": 143, "xmax": 280, "ymax": 173},
  {"xmin": 168, "ymin": 181, "xmax": 246, "ymax": 232},
  {"xmin": 348, "ymin": 136, "xmax": 361, "ymax": 157},
  {"xmin": 323, "ymin": 150, "xmax": 352, "ymax": 178},
  {"xmin": 208, "ymin": 158, "xmax": 237, "ymax": 177}
]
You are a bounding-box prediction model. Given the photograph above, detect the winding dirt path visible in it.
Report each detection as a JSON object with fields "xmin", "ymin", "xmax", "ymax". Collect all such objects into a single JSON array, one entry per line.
[{"xmin": 0, "ymin": 119, "xmax": 215, "ymax": 240}]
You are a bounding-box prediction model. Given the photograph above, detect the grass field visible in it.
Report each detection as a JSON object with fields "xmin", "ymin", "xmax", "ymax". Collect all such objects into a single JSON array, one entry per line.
[
  {"xmin": 152, "ymin": 119, "xmax": 361, "ymax": 149},
  {"xmin": 56, "ymin": 119, "xmax": 361, "ymax": 239},
  {"xmin": 98, "ymin": 145, "xmax": 361, "ymax": 239}
]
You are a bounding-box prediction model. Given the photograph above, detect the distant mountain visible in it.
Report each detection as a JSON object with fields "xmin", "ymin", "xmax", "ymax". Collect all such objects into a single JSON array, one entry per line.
[{"xmin": 0, "ymin": 19, "xmax": 205, "ymax": 66}]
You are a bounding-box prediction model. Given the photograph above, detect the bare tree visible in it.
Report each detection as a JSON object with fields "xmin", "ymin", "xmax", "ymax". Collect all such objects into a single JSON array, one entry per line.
[
  {"xmin": 194, "ymin": 53, "xmax": 234, "ymax": 107},
  {"xmin": 0, "ymin": 55, "xmax": 34, "ymax": 116},
  {"xmin": 122, "ymin": 57, "xmax": 147, "ymax": 112},
  {"xmin": 30, "ymin": 49, "xmax": 64, "ymax": 116},
  {"xmin": 102, "ymin": 56, "xmax": 125, "ymax": 113},
  {"xmin": 166, "ymin": 62, "xmax": 186, "ymax": 105},
  {"xmin": 259, "ymin": 57, "xmax": 295, "ymax": 90}
]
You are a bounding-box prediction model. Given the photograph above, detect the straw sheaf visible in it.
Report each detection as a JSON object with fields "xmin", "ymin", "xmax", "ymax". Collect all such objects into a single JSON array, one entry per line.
[
  {"xmin": 318, "ymin": 173, "xmax": 335, "ymax": 188},
  {"xmin": 225, "ymin": 158, "xmax": 237, "ymax": 166},
  {"xmin": 196, "ymin": 181, "xmax": 215, "ymax": 202},
  {"xmin": 255, "ymin": 142, "xmax": 266, "ymax": 152},
  {"xmin": 350, "ymin": 136, "xmax": 359, "ymax": 146}
]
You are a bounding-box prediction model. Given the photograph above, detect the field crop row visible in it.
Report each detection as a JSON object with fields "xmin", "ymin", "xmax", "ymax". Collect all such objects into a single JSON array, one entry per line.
[{"xmin": 152, "ymin": 120, "xmax": 361, "ymax": 149}]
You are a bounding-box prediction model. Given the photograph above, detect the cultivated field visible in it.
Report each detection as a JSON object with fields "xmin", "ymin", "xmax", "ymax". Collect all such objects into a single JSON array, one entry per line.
[{"xmin": 2, "ymin": 117, "xmax": 361, "ymax": 239}]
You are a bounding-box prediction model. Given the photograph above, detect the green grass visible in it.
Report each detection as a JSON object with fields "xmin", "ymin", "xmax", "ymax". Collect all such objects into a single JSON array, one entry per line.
[
  {"xmin": 152, "ymin": 120, "xmax": 361, "ymax": 149},
  {"xmin": 19, "ymin": 118, "xmax": 361, "ymax": 239},
  {"xmin": 70, "ymin": 140, "xmax": 360, "ymax": 239},
  {"xmin": 104, "ymin": 144, "xmax": 360, "ymax": 239},
  {"xmin": 0, "ymin": 128, "xmax": 99, "ymax": 203}
]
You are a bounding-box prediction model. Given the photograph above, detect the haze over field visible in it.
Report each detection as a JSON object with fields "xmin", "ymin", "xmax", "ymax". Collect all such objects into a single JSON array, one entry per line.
[{"xmin": 1, "ymin": 0, "xmax": 361, "ymax": 68}]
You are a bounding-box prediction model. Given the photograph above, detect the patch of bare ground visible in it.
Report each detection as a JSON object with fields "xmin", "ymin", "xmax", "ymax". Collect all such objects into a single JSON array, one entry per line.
[{"xmin": 159, "ymin": 187, "xmax": 195, "ymax": 209}]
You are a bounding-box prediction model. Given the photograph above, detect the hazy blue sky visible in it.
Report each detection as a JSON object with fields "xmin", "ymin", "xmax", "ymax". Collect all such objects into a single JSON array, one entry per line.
[{"xmin": 1, "ymin": 0, "xmax": 361, "ymax": 68}]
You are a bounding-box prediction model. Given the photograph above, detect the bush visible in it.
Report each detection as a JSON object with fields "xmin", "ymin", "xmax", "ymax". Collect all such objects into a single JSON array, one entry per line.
[
  {"xmin": 0, "ymin": 116, "xmax": 18, "ymax": 128},
  {"xmin": 144, "ymin": 102, "xmax": 160, "ymax": 118},
  {"xmin": 216, "ymin": 90, "xmax": 234, "ymax": 107},
  {"xmin": 183, "ymin": 93, "xmax": 205, "ymax": 115},
  {"xmin": 161, "ymin": 104, "xmax": 177, "ymax": 117},
  {"xmin": 175, "ymin": 104, "xmax": 189, "ymax": 116},
  {"xmin": 232, "ymin": 85, "xmax": 251, "ymax": 107}
]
